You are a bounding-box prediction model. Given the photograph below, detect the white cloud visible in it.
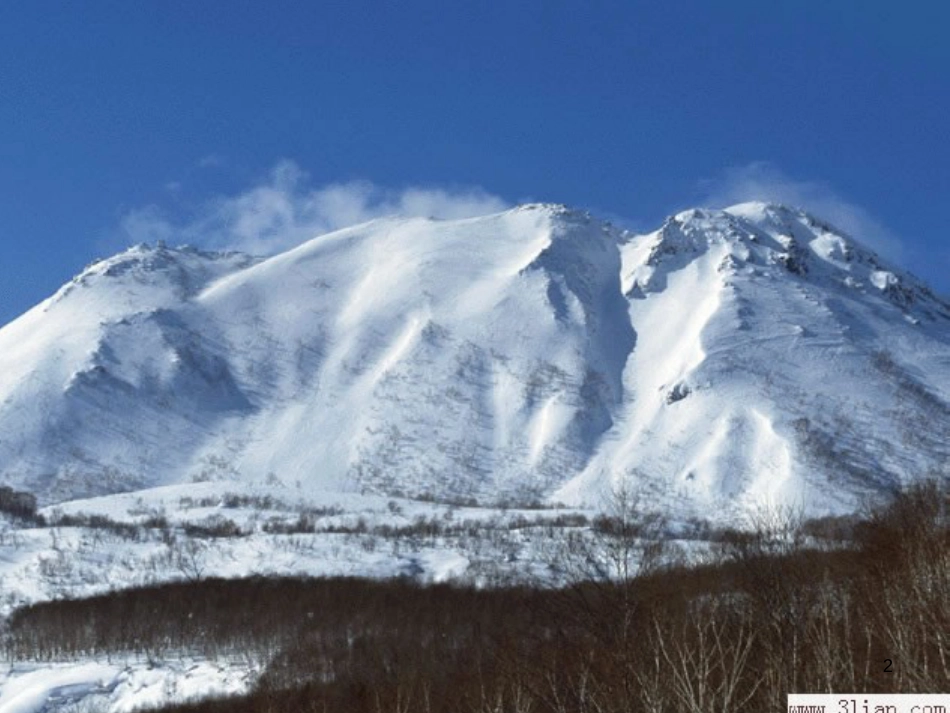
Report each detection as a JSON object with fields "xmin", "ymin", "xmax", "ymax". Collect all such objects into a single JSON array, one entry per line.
[
  {"xmin": 699, "ymin": 162, "xmax": 903, "ymax": 259},
  {"xmin": 117, "ymin": 160, "xmax": 510, "ymax": 255}
]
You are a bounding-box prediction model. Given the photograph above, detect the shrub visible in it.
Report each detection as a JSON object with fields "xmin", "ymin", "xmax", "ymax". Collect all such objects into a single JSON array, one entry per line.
[{"xmin": 0, "ymin": 486, "xmax": 38, "ymax": 521}]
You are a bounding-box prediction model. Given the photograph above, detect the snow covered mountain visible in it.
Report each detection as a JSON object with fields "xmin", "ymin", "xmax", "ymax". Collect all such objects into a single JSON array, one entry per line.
[{"xmin": 2, "ymin": 203, "xmax": 948, "ymax": 521}]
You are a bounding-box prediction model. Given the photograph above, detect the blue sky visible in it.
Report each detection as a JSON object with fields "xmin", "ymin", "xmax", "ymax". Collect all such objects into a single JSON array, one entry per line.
[{"xmin": 1, "ymin": 1, "xmax": 948, "ymax": 326}]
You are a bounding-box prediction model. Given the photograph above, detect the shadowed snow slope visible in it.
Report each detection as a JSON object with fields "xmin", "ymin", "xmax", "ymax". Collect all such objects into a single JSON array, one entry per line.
[{"xmin": 1, "ymin": 203, "xmax": 948, "ymax": 521}]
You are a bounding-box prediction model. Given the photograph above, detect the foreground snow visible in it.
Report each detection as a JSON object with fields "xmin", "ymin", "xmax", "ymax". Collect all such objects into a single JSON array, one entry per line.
[{"xmin": 0, "ymin": 659, "xmax": 255, "ymax": 713}]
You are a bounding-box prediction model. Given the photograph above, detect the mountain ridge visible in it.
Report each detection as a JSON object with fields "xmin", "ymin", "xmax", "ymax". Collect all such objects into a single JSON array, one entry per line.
[{"xmin": 1, "ymin": 202, "xmax": 948, "ymax": 522}]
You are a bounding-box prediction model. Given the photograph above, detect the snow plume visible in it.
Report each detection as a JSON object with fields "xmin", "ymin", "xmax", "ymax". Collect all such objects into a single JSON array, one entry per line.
[
  {"xmin": 699, "ymin": 162, "xmax": 903, "ymax": 260},
  {"xmin": 117, "ymin": 160, "xmax": 510, "ymax": 254}
]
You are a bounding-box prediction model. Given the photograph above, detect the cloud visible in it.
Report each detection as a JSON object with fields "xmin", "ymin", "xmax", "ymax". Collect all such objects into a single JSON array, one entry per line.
[
  {"xmin": 197, "ymin": 155, "xmax": 225, "ymax": 169},
  {"xmin": 698, "ymin": 162, "xmax": 902, "ymax": 259},
  {"xmin": 116, "ymin": 160, "xmax": 511, "ymax": 255}
]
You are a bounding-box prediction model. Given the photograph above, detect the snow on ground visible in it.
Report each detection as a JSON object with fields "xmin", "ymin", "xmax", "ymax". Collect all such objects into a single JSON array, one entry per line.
[
  {"xmin": 0, "ymin": 659, "xmax": 255, "ymax": 713},
  {"xmin": 0, "ymin": 481, "xmax": 622, "ymax": 616},
  {"xmin": 0, "ymin": 663, "xmax": 121, "ymax": 713}
]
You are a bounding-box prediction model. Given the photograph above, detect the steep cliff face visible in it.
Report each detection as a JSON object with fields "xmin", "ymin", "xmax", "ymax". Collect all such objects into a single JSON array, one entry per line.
[{"xmin": 1, "ymin": 203, "xmax": 948, "ymax": 521}]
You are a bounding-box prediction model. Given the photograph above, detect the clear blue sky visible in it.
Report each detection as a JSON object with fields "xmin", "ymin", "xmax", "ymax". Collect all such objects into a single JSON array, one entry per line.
[{"xmin": 1, "ymin": 1, "xmax": 948, "ymax": 326}]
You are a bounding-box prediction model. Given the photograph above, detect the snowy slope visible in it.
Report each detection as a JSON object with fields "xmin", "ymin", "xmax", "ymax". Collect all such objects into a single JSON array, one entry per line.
[
  {"xmin": 1, "ymin": 203, "xmax": 948, "ymax": 521},
  {"xmin": 0, "ymin": 245, "xmax": 258, "ymax": 501},
  {"xmin": 557, "ymin": 204, "xmax": 950, "ymax": 518}
]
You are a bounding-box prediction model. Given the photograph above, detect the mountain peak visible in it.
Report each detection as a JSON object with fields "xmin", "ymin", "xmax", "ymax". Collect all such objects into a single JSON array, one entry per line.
[
  {"xmin": 510, "ymin": 202, "xmax": 613, "ymax": 225},
  {"xmin": 58, "ymin": 242, "xmax": 258, "ymax": 306},
  {"xmin": 82, "ymin": 241, "xmax": 254, "ymax": 277},
  {"xmin": 724, "ymin": 200, "xmax": 803, "ymax": 219},
  {"xmin": 629, "ymin": 202, "xmax": 949, "ymax": 321},
  {"xmin": 512, "ymin": 201, "xmax": 573, "ymax": 213}
]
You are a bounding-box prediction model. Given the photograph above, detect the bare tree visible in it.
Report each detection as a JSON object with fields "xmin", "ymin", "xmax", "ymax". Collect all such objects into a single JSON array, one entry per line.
[
  {"xmin": 171, "ymin": 538, "xmax": 209, "ymax": 583},
  {"xmin": 650, "ymin": 597, "xmax": 761, "ymax": 713},
  {"xmin": 538, "ymin": 477, "xmax": 669, "ymax": 711}
]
